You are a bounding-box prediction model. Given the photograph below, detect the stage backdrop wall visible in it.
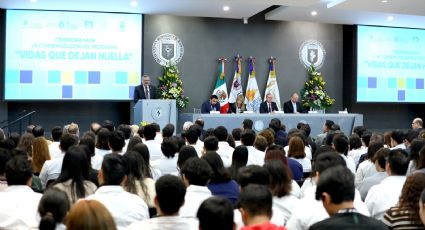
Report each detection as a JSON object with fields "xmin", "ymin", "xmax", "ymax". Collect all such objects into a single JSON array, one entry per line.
[
  {"xmin": 3, "ymin": 13, "xmax": 344, "ymax": 133},
  {"xmin": 2, "ymin": 14, "xmax": 420, "ymax": 133},
  {"xmin": 143, "ymin": 15, "xmax": 343, "ymax": 114}
]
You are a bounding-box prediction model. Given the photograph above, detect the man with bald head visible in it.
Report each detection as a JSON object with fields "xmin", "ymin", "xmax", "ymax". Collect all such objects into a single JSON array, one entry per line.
[
  {"xmin": 283, "ymin": 92, "xmax": 304, "ymax": 114},
  {"xmin": 412, "ymin": 118, "xmax": 423, "ymax": 132}
]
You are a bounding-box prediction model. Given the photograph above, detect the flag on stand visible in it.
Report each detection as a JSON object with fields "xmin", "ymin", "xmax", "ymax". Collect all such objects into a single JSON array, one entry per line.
[
  {"xmin": 229, "ymin": 55, "xmax": 243, "ymax": 103},
  {"xmin": 245, "ymin": 57, "xmax": 262, "ymax": 113},
  {"xmin": 264, "ymin": 57, "xmax": 282, "ymax": 110},
  {"xmin": 213, "ymin": 58, "xmax": 229, "ymax": 113}
]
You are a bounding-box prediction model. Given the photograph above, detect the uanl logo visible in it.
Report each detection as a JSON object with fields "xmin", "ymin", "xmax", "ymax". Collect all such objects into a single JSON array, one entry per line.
[
  {"xmin": 151, "ymin": 107, "xmax": 163, "ymax": 121},
  {"xmin": 299, "ymin": 40, "xmax": 326, "ymax": 69},
  {"xmin": 152, "ymin": 33, "xmax": 184, "ymax": 66}
]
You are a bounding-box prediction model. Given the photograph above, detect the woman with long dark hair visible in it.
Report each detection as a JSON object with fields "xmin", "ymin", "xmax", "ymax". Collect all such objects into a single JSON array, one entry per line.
[
  {"xmin": 16, "ymin": 133, "xmax": 34, "ymax": 157},
  {"xmin": 123, "ymin": 151, "xmax": 155, "ymax": 208},
  {"xmin": 263, "ymin": 160, "xmax": 299, "ymax": 225},
  {"xmin": 132, "ymin": 143, "xmax": 161, "ymax": 180},
  {"xmin": 202, "ymin": 152, "xmax": 239, "ymax": 205},
  {"xmin": 126, "ymin": 136, "xmax": 143, "ymax": 152},
  {"xmin": 264, "ymin": 145, "xmax": 302, "ymax": 198},
  {"xmin": 51, "ymin": 146, "xmax": 97, "ymax": 204},
  {"xmin": 383, "ymin": 173, "xmax": 425, "ymax": 229},
  {"xmin": 228, "ymin": 145, "xmax": 248, "ymax": 180},
  {"xmin": 407, "ymin": 139, "xmax": 425, "ymax": 175},
  {"xmin": 79, "ymin": 135, "xmax": 99, "ymax": 186}
]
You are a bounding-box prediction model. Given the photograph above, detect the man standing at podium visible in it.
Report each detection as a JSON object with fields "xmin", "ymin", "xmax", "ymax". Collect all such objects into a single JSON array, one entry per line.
[
  {"xmin": 201, "ymin": 95, "xmax": 221, "ymax": 114},
  {"xmin": 133, "ymin": 75, "xmax": 157, "ymax": 103}
]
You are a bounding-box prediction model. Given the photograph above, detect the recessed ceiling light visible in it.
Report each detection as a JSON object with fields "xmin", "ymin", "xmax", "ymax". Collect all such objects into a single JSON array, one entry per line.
[
  {"xmin": 327, "ymin": 0, "xmax": 347, "ymax": 8},
  {"xmin": 311, "ymin": 11, "xmax": 318, "ymax": 16},
  {"xmin": 381, "ymin": 0, "xmax": 388, "ymax": 3},
  {"xmin": 130, "ymin": 0, "xmax": 138, "ymax": 7},
  {"xmin": 387, "ymin": 16, "xmax": 394, "ymax": 21},
  {"xmin": 223, "ymin": 6, "xmax": 230, "ymax": 11},
  {"xmin": 30, "ymin": 0, "xmax": 37, "ymax": 3}
]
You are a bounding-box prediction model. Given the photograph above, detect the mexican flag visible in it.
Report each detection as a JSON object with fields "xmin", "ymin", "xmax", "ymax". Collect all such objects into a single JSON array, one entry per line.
[
  {"xmin": 213, "ymin": 59, "xmax": 229, "ymax": 113},
  {"xmin": 264, "ymin": 59, "xmax": 282, "ymax": 111},
  {"xmin": 245, "ymin": 58, "xmax": 262, "ymax": 113},
  {"xmin": 229, "ymin": 56, "xmax": 243, "ymax": 103}
]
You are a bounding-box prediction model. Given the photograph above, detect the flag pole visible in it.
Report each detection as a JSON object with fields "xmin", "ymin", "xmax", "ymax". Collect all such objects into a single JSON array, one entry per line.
[
  {"xmin": 269, "ymin": 56, "xmax": 277, "ymax": 71},
  {"xmin": 235, "ymin": 54, "xmax": 242, "ymax": 74},
  {"xmin": 248, "ymin": 56, "xmax": 256, "ymax": 75},
  {"xmin": 218, "ymin": 57, "xmax": 227, "ymax": 80}
]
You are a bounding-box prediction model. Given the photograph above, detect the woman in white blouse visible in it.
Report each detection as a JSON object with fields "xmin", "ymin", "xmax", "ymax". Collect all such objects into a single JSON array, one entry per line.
[
  {"xmin": 123, "ymin": 151, "xmax": 156, "ymax": 208},
  {"xmin": 263, "ymin": 160, "xmax": 299, "ymax": 226},
  {"xmin": 51, "ymin": 146, "xmax": 97, "ymax": 204},
  {"xmin": 287, "ymin": 136, "xmax": 311, "ymax": 173}
]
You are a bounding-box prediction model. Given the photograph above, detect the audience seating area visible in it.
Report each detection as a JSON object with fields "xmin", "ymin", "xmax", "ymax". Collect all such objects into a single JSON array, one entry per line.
[{"xmin": 0, "ymin": 117, "xmax": 425, "ymax": 230}]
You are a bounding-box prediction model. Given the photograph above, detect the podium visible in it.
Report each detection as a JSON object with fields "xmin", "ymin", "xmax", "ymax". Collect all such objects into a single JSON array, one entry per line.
[{"xmin": 132, "ymin": 100, "xmax": 177, "ymax": 131}]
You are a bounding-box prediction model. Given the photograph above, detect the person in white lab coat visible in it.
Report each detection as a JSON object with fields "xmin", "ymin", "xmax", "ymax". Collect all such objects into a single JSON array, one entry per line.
[
  {"xmin": 128, "ymin": 175, "xmax": 198, "ymax": 230},
  {"xmin": 355, "ymin": 142, "xmax": 384, "ymax": 188},
  {"xmin": 365, "ymin": 149, "xmax": 409, "ymax": 220},
  {"xmin": 214, "ymin": 126, "xmax": 234, "ymax": 167},
  {"xmin": 143, "ymin": 124, "xmax": 163, "ymax": 162},
  {"xmin": 241, "ymin": 129, "xmax": 265, "ymax": 166},
  {"xmin": 332, "ymin": 134, "xmax": 356, "ymax": 174},
  {"xmin": 39, "ymin": 134, "xmax": 79, "ymax": 189},
  {"xmin": 184, "ymin": 126, "xmax": 204, "ymax": 157},
  {"xmin": 263, "ymin": 160, "xmax": 300, "ymax": 226},
  {"xmin": 286, "ymin": 153, "xmax": 370, "ymax": 230},
  {"xmin": 179, "ymin": 158, "xmax": 213, "ymax": 218},
  {"xmin": 151, "ymin": 137, "xmax": 179, "ymax": 176},
  {"xmin": 48, "ymin": 126, "xmax": 63, "ymax": 159},
  {"xmin": 0, "ymin": 155, "xmax": 42, "ymax": 229},
  {"xmin": 86, "ymin": 154, "xmax": 149, "ymax": 229}
]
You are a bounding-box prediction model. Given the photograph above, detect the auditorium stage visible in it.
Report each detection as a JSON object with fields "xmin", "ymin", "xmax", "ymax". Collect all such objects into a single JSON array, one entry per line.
[{"xmin": 179, "ymin": 113, "xmax": 363, "ymax": 137}]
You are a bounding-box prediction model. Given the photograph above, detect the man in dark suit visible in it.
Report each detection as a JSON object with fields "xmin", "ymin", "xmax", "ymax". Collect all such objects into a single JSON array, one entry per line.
[
  {"xmin": 283, "ymin": 92, "xmax": 303, "ymax": 113},
  {"xmin": 412, "ymin": 117, "xmax": 423, "ymax": 133},
  {"xmin": 310, "ymin": 165, "xmax": 387, "ymax": 230},
  {"xmin": 133, "ymin": 75, "xmax": 157, "ymax": 103},
  {"xmin": 259, "ymin": 93, "xmax": 279, "ymax": 114},
  {"xmin": 201, "ymin": 95, "xmax": 221, "ymax": 114}
]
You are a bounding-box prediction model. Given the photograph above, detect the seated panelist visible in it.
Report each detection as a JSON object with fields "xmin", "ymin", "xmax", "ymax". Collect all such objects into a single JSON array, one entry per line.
[
  {"xmin": 283, "ymin": 92, "xmax": 304, "ymax": 114},
  {"xmin": 228, "ymin": 95, "xmax": 245, "ymax": 114},
  {"xmin": 201, "ymin": 95, "xmax": 221, "ymax": 114},
  {"xmin": 259, "ymin": 93, "xmax": 279, "ymax": 114}
]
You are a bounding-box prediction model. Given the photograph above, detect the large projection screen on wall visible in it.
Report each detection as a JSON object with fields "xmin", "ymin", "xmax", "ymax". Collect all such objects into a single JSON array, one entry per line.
[
  {"xmin": 4, "ymin": 10, "xmax": 142, "ymax": 100},
  {"xmin": 357, "ymin": 25, "xmax": 425, "ymax": 103}
]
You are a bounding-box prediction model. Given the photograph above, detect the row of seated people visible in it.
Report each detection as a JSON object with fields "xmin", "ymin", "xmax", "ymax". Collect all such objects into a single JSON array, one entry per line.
[{"xmin": 0, "ymin": 117, "xmax": 424, "ymax": 229}]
